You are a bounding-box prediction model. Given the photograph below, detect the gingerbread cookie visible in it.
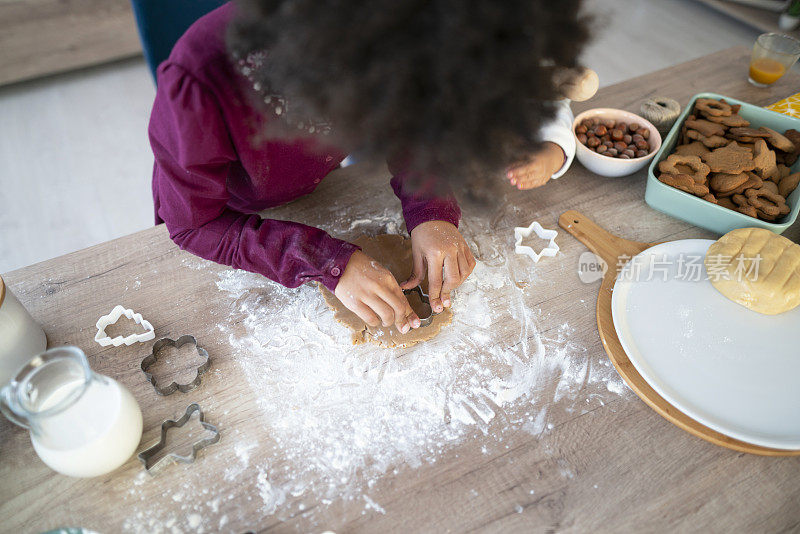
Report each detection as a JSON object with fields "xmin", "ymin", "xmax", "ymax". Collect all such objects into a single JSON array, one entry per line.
[
  {"xmin": 779, "ymin": 172, "xmax": 800, "ymax": 199},
  {"xmin": 761, "ymin": 180, "xmax": 780, "ymax": 195},
  {"xmin": 709, "ymin": 172, "xmax": 749, "ymax": 195},
  {"xmin": 695, "ymin": 98, "xmax": 732, "ymax": 117},
  {"xmin": 727, "ymin": 127, "xmax": 769, "ymax": 140},
  {"xmin": 731, "ymin": 193, "xmax": 757, "ymax": 217},
  {"xmin": 685, "ymin": 118, "xmax": 726, "ymax": 138},
  {"xmin": 704, "ymin": 113, "xmax": 750, "ymax": 127},
  {"xmin": 728, "ymin": 172, "xmax": 763, "ymax": 197},
  {"xmin": 686, "ymin": 129, "xmax": 729, "ymax": 148},
  {"xmin": 758, "ymin": 126, "xmax": 796, "ymax": 153},
  {"xmin": 752, "ymin": 139, "xmax": 778, "ymax": 181},
  {"xmin": 658, "ymin": 154, "xmax": 710, "ymax": 183},
  {"xmin": 745, "ymin": 187, "xmax": 790, "ymax": 218},
  {"xmin": 701, "ymin": 142, "xmax": 755, "ymax": 174},
  {"xmin": 780, "ymin": 129, "xmax": 800, "ymax": 165},
  {"xmin": 717, "ymin": 196, "xmax": 736, "ymax": 210},
  {"xmin": 674, "ymin": 141, "xmax": 710, "ymax": 158},
  {"xmin": 658, "ymin": 173, "xmax": 709, "ymax": 196}
]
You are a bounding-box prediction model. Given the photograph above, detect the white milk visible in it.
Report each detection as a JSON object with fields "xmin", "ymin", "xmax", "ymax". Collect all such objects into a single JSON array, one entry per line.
[
  {"xmin": 0, "ymin": 280, "xmax": 47, "ymax": 386},
  {"xmin": 31, "ymin": 376, "xmax": 143, "ymax": 478}
]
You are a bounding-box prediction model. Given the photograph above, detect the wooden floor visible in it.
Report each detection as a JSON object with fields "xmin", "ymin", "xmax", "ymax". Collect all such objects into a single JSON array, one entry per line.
[
  {"xmin": 0, "ymin": 0, "xmax": 779, "ymax": 274},
  {"xmin": 0, "ymin": 0, "xmax": 141, "ymax": 86}
]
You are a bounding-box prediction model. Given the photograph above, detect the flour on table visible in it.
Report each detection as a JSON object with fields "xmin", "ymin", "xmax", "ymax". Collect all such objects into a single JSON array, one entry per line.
[{"xmin": 123, "ymin": 218, "xmax": 627, "ymax": 532}]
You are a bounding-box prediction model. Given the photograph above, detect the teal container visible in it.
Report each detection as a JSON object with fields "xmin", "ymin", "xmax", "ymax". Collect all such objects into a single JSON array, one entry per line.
[{"xmin": 645, "ymin": 92, "xmax": 800, "ymax": 235}]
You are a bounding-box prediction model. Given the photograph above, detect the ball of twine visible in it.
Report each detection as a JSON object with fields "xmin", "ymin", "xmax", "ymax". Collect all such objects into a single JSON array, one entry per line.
[{"xmin": 640, "ymin": 97, "xmax": 681, "ymax": 135}]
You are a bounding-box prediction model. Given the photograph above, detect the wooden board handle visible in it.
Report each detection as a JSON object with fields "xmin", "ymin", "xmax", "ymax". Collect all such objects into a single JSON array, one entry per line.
[{"xmin": 558, "ymin": 210, "xmax": 651, "ymax": 267}]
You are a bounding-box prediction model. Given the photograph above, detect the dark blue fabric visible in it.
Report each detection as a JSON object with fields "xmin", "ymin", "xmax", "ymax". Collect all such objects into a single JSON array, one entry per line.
[{"xmin": 130, "ymin": 0, "xmax": 227, "ymax": 83}]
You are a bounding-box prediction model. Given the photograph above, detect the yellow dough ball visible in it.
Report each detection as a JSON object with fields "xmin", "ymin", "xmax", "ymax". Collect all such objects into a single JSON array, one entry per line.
[{"xmin": 704, "ymin": 228, "xmax": 800, "ymax": 315}]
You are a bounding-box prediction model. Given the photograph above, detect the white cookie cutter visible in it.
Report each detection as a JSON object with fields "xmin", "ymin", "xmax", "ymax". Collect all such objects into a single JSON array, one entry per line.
[
  {"xmin": 514, "ymin": 221, "xmax": 559, "ymax": 262},
  {"xmin": 94, "ymin": 305, "xmax": 155, "ymax": 347}
]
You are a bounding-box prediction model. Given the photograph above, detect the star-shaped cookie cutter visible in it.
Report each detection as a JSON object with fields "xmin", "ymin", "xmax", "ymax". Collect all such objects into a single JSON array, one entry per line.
[
  {"xmin": 140, "ymin": 335, "xmax": 210, "ymax": 396},
  {"xmin": 94, "ymin": 305, "xmax": 155, "ymax": 346},
  {"xmin": 137, "ymin": 403, "xmax": 220, "ymax": 475},
  {"xmin": 514, "ymin": 221, "xmax": 560, "ymax": 262}
]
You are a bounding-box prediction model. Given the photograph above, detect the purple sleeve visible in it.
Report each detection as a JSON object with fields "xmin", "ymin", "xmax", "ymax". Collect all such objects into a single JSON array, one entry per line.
[
  {"xmin": 388, "ymin": 159, "xmax": 461, "ymax": 233},
  {"xmin": 149, "ymin": 63, "xmax": 357, "ymax": 290}
]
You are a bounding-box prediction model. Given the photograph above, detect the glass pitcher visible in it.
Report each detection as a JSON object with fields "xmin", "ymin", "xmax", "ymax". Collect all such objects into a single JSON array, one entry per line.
[{"xmin": 0, "ymin": 346, "xmax": 143, "ymax": 478}]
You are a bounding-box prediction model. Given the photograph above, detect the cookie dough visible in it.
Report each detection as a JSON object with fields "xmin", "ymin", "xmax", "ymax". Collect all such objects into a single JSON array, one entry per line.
[
  {"xmin": 705, "ymin": 228, "xmax": 800, "ymax": 315},
  {"xmin": 319, "ymin": 234, "xmax": 453, "ymax": 347}
]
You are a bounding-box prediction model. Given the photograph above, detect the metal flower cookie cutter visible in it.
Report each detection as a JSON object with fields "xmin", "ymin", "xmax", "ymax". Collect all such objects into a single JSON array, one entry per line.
[
  {"xmin": 403, "ymin": 285, "xmax": 438, "ymax": 327},
  {"xmin": 137, "ymin": 403, "xmax": 220, "ymax": 475},
  {"xmin": 141, "ymin": 335, "xmax": 210, "ymax": 396},
  {"xmin": 94, "ymin": 305, "xmax": 155, "ymax": 347},
  {"xmin": 514, "ymin": 221, "xmax": 560, "ymax": 262}
]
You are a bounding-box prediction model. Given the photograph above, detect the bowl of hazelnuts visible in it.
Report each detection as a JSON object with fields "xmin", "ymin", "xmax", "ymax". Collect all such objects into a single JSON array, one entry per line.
[{"xmin": 573, "ymin": 108, "xmax": 662, "ymax": 177}]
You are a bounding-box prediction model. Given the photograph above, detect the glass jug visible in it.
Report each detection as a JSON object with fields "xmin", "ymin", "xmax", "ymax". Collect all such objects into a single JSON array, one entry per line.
[{"xmin": 0, "ymin": 346, "xmax": 143, "ymax": 478}]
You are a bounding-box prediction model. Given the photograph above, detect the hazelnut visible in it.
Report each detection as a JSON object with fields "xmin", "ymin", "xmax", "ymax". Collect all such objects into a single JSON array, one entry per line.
[
  {"xmin": 635, "ymin": 139, "xmax": 649, "ymax": 151},
  {"xmin": 601, "ymin": 134, "xmax": 611, "ymax": 143},
  {"xmin": 606, "ymin": 148, "xmax": 618, "ymax": 157},
  {"xmin": 576, "ymin": 125, "xmax": 587, "ymax": 134},
  {"xmin": 577, "ymin": 133, "xmax": 588, "ymax": 144},
  {"xmin": 587, "ymin": 136, "xmax": 601, "ymax": 148},
  {"xmin": 596, "ymin": 144, "xmax": 608, "ymax": 153},
  {"xmin": 602, "ymin": 118, "xmax": 616, "ymax": 128},
  {"xmin": 602, "ymin": 139, "xmax": 614, "ymax": 147},
  {"xmin": 619, "ymin": 153, "xmax": 631, "ymax": 159},
  {"xmin": 616, "ymin": 122, "xmax": 627, "ymax": 132},
  {"xmin": 613, "ymin": 141, "xmax": 627, "ymax": 152},
  {"xmin": 594, "ymin": 125, "xmax": 608, "ymax": 136},
  {"xmin": 622, "ymin": 134, "xmax": 632, "ymax": 145},
  {"xmin": 623, "ymin": 148, "xmax": 635, "ymax": 158},
  {"xmin": 629, "ymin": 122, "xmax": 640, "ymax": 132},
  {"xmin": 632, "ymin": 133, "xmax": 644, "ymax": 143},
  {"xmin": 636, "ymin": 128, "xmax": 650, "ymax": 139},
  {"xmin": 611, "ymin": 129, "xmax": 624, "ymax": 141},
  {"xmin": 635, "ymin": 149, "xmax": 648, "ymax": 158}
]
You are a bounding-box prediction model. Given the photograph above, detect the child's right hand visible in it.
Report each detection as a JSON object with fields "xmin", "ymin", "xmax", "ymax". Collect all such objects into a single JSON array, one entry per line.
[{"xmin": 335, "ymin": 251, "xmax": 421, "ymax": 334}]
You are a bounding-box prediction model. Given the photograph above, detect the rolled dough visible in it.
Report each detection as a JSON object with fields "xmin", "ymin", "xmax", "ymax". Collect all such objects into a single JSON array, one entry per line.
[
  {"xmin": 319, "ymin": 234, "xmax": 453, "ymax": 347},
  {"xmin": 704, "ymin": 227, "xmax": 800, "ymax": 315}
]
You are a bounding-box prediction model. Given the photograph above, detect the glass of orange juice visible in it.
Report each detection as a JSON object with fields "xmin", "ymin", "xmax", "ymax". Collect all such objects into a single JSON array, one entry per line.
[{"xmin": 748, "ymin": 33, "xmax": 800, "ymax": 87}]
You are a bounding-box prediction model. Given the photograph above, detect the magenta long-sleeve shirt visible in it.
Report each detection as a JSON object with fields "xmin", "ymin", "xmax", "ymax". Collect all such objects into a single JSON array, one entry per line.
[{"xmin": 149, "ymin": 3, "xmax": 460, "ymax": 291}]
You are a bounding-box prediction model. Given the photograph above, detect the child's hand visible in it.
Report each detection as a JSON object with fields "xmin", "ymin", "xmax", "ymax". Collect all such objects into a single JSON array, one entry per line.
[
  {"xmin": 335, "ymin": 251, "xmax": 421, "ymax": 333},
  {"xmin": 401, "ymin": 221, "xmax": 476, "ymax": 313},
  {"xmin": 506, "ymin": 142, "xmax": 565, "ymax": 190}
]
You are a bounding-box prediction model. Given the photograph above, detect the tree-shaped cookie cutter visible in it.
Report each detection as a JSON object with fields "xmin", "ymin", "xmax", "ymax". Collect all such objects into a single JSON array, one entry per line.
[
  {"xmin": 94, "ymin": 305, "xmax": 155, "ymax": 346},
  {"xmin": 403, "ymin": 285, "xmax": 438, "ymax": 327},
  {"xmin": 137, "ymin": 403, "xmax": 220, "ymax": 475},
  {"xmin": 140, "ymin": 335, "xmax": 210, "ymax": 396},
  {"xmin": 514, "ymin": 221, "xmax": 560, "ymax": 262}
]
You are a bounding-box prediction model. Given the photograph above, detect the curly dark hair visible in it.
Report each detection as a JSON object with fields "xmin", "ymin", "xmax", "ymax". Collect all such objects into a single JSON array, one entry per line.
[{"xmin": 228, "ymin": 0, "xmax": 591, "ymax": 187}]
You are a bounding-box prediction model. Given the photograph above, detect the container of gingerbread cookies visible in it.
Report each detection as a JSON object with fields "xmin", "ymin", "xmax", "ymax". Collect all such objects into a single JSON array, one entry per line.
[{"xmin": 646, "ymin": 92, "xmax": 800, "ymax": 235}]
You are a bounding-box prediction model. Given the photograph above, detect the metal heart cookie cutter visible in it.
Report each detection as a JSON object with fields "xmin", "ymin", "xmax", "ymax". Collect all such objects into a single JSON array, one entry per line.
[
  {"xmin": 94, "ymin": 305, "xmax": 155, "ymax": 347},
  {"xmin": 141, "ymin": 335, "xmax": 210, "ymax": 396},
  {"xmin": 403, "ymin": 285, "xmax": 438, "ymax": 327},
  {"xmin": 137, "ymin": 403, "xmax": 220, "ymax": 475},
  {"xmin": 514, "ymin": 221, "xmax": 559, "ymax": 263}
]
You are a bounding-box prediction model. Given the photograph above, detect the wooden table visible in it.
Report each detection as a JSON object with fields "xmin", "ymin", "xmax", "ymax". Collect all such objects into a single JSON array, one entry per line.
[{"xmin": 2, "ymin": 47, "xmax": 799, "ymax": 533}]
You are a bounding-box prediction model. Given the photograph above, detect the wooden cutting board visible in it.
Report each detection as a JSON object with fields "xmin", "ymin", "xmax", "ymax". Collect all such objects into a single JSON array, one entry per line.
[{"xmin": 558, "ymin": 209, "xmax": 800, "ymax": 456}]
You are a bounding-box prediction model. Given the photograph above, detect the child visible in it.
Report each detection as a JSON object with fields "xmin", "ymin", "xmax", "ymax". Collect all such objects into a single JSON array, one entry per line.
[{"xmin": 149, "ymin": 1, "xmax": 589, "ymax": 334}]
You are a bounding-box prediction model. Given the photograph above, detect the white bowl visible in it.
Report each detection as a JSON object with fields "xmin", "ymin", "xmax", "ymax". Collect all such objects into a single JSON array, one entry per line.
[{"xmin": 573, "ymin": 108, "xmax": 662, "ymax": 177}]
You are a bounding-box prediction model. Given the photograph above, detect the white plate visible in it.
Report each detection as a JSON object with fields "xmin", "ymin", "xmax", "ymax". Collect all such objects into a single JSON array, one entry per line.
[{"xmin": 611, "ymin": 239, "xmax": 800, "ymax": 450}]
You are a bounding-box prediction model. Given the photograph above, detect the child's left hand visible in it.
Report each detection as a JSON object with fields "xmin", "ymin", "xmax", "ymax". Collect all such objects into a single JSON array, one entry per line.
[
  {"xmin": 402, "ymin": 221, "xmax": 476, "ymax": 314},
  {"xmin": 506, "ymin": 142, "xmax": 566, "ymax": 190}
]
